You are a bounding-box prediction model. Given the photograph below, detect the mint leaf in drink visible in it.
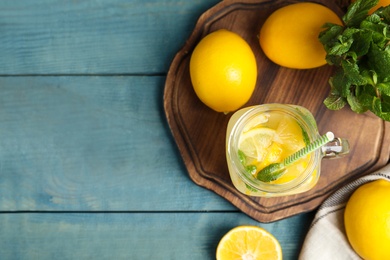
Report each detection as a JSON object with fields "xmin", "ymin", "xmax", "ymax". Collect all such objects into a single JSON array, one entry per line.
[
  {"xmin": 238, "ymin": 149, "xmax": 257, "ymax": 175},
  {"xmin": 245, "ymin": 165, "xmax": 257, "ymax": 175},
  {"xmin": 245, "ymin": 183, "xmax": 258, "ymax": 192},
  {"xmin": 238, "ymin": 149, "xmax": 246, "ymax": 165},
  {"xmin": 320, "ymin": 0, "xmax": 390, "ymax": 121}
]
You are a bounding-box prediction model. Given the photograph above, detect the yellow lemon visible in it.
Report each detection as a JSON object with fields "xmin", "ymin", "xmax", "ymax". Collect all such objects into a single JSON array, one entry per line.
[
  {"xmin": 259, "ymin": 3, "xmax": 342, "ymax": 69},
  {"xmin": 189, "ymin": 29, "xmax": 257, "ymax": 113},
  {"xmin": 216, "ymin": 226, "xmax": 282, "ymax": 260},
  {"xmin": 344, "ymin": 179, "xmax": 390, "ymax": 260}
]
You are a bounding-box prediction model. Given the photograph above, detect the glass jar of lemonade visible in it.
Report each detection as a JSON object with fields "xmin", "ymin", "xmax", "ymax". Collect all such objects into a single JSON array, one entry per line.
[{"xmin": 226, "ymin": 104, "xmax": 349, "ymax": 197}]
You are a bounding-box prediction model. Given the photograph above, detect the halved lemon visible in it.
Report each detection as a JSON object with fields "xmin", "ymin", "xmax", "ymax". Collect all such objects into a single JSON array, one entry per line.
[
  {"xmin": 238, "ymin": 128, "xmax": 276, "ymax": 162},
  {"xmin": 216, "ymin": 226, "xmax": 283, "ymax": 260}
]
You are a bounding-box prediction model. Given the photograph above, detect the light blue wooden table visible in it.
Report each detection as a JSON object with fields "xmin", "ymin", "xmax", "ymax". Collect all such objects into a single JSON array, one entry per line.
[{"xmin": 0, "ymin": 1, "xmax": 315, "ymax": 259}]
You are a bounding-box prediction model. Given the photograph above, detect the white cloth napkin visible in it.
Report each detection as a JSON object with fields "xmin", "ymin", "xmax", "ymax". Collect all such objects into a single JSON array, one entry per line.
[{"xmin": 299, "ymin": 163, "xmax": 390, "ymax": 260}]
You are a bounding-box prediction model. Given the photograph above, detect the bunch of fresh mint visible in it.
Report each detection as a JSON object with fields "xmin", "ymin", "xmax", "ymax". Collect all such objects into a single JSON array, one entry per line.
[{"xmin": 319, "ymin": 0, "xmax": 390, "ymax": 121}]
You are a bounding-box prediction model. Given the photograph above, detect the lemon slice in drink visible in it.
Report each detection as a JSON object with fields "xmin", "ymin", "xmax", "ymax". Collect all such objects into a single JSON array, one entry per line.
[
  {"xmin": 216, "ymin": 226, "xmax": 283, "ymax": 260},
  {"xmin": 274, "ymin": 115, "xmax": 306, "ymax": 154},
  {"xmin": 238, "ymin": 128, "xmax": 276, "ymax": 162},
  {"xmin": 257, "ymin": 142, "xmax": 283, "ymax": 171}
]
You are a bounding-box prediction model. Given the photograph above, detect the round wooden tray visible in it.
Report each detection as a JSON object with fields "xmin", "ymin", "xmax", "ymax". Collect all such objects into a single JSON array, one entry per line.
[{"xmin": 164, "ymin": 0, "xmax": 390, "ymax": 222}]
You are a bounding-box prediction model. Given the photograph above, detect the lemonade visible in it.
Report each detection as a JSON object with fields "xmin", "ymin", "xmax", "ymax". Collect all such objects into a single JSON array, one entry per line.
[
  {"xmin": 238, "ymin": 110, "xmax": 311, "ymax": 183},
  {"xmin": 226, "ymin": 104, "xmax": 349, "ymax": 197}
]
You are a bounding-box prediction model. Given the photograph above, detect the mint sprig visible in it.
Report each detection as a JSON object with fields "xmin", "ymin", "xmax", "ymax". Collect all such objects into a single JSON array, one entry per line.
[{"xmin": 319, "ymin": 0, "xmax": 390, "ymax": 121}]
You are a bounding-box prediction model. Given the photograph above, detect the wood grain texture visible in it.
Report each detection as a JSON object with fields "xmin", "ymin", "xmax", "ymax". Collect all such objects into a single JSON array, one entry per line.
[
  {"xmin": 0, "ymin": 212, "xmax": 314, "ymax": 260},
  {"xmin": 164, "ymin": 0, "xmax": 390, "ymax": 222},
  {"xmin": 0, "ymin": 76, "xmax": 234, "ymax": 211},
  {"xmin": 0, "ymin": 0, "xmax": 220, "ymax": 75}
]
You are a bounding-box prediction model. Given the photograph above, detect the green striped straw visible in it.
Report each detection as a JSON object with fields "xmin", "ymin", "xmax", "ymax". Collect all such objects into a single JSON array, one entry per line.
[{"xmin": 257, "ymin": 132, "xmax": 334, "ymax": 182}]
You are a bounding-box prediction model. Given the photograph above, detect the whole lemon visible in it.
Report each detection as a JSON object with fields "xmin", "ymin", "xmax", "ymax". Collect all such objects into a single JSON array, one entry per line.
[
  {"xmin": 344, "ymin": 179, "xmax": 390, "ymax": 260},
  {"xmin": 259, "ymin": 3, "xmax": 342, "ymax": 69},
  {"xmin": 189, "ymin": 29, "xmax": 257, "ymax": 113}
]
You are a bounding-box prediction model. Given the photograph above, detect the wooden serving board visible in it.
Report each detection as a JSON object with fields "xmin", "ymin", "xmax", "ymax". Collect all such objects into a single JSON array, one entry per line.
[{"xmin": 164, "ymin": 0, "xmax": 390, "ymax": 222}]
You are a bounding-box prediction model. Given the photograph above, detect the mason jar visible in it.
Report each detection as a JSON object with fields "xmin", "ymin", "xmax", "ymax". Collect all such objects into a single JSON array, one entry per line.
[{"xmin": 226, "ymin": 104, "xmax": 349, "ymax": 197}]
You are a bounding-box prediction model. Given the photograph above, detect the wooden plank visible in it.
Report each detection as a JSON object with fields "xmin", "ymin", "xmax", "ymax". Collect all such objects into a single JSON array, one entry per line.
[
  {"xmin": 0, "ymin": 0, "xmax": 220, "ymax": 75},
  {"xmin": 0, "ymin": 76, "xmax": 234, "ymax": 211},
  {"xmin": 0, "ymin": 212, "xmax": 314, "ymax": 259}
]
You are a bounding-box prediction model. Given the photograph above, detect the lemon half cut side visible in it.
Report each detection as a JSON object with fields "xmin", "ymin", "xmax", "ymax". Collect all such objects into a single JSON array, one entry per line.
[{"xmin": 216, "ymin": 225, "xmax": 283, "ymax": 260}]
